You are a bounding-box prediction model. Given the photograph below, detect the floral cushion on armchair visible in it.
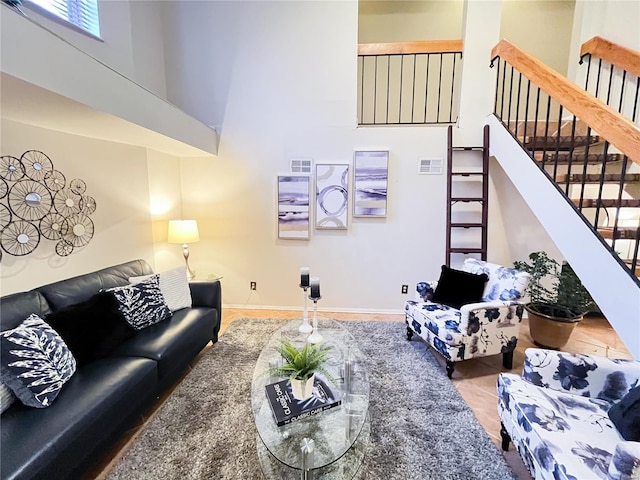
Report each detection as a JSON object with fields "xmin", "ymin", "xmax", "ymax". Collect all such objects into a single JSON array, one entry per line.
[{"xmin": 463, "ymin": 258, "xmax": 530, "ymax": 302}]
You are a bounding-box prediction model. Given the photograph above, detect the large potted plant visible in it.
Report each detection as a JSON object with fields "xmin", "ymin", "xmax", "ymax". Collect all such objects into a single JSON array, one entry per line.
[
  {"xmin": 514, "ymin": 251, "xmax": 595, "ymax": 349},
  {"xmin": 269, "ymin": 339, "xmax": 333, "ymax": 400}
]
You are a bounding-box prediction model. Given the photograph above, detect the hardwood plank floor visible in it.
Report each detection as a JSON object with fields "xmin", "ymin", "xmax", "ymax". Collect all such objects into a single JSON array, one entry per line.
[{"xmin": 93, "ymin": 308, "xmax": 631, "ymax": 480}]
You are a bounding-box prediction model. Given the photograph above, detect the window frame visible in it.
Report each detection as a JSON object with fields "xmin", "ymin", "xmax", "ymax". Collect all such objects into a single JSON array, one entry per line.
[{"xmin": 23, "ymin": 0, "xmax": 101, "ymax": 40}]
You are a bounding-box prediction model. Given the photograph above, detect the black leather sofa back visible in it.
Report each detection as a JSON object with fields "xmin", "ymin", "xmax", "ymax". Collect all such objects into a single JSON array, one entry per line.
[
  {"xmin": 0, "ymin": 291, "xmax": 51, "ymax": 331},
  {"xmin": 38, "ymin": 259, "xmax": 154, "ymax": 311},
  {"xmin": 1, "ymin": 260, "xmax": 154, "ymax": 330}
]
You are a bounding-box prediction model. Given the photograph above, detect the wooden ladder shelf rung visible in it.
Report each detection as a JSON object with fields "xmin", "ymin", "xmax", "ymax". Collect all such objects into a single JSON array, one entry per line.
[{"xmin": 446, "ymin": 125, "xmax": 489, "ymax": 267}]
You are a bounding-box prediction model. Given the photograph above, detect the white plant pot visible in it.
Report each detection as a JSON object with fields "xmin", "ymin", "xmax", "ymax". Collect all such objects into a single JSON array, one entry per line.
[{"xmin": 291, "ymin": 374, "xmax": 315, "ymax": 401}]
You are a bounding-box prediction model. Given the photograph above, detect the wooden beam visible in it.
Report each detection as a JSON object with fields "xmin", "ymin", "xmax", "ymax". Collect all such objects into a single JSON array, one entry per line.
[
  {"xmin": 491, "ymin": 39, "xmax": 640, "ymax": 166},
  {"xmin": 580, "ymin": 36, "xmax": 640, "ymax": 78},
  {"xmin": 358, "ymin": 40, "xmax": 463, "ymax": 56}
]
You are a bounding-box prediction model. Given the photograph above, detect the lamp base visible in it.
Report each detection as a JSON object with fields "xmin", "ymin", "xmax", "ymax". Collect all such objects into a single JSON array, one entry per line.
[{"xmin": 183, "ymin": 244, "xmax": 195, "ymax": 280}]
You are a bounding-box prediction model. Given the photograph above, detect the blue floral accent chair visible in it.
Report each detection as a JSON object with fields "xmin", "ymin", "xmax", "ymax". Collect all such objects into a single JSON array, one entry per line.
[
  {"xmin": 498, "ymin": 348, "xmax": 640, "ymax": 480},
  {"xmin": 403, "ymin": 259, "xmax": 530, "ymax": 378}
]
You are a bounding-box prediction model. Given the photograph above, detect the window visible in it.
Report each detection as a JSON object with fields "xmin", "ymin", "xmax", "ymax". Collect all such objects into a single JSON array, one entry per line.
[{"xmin": 27, "ymin": 0, "xmax": 100, "ymax": 37}]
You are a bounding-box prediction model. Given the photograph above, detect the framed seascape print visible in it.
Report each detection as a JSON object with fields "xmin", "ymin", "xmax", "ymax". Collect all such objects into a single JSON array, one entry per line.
[
  {"xmin": 277, "ymin": 175, "xmax": 311, "ymax": 240},
  {"xmin": 315, "ymin": 163, "xmax": 349, "ymax": 230},
  {"xmin": 353, "ymin": 150, "xmax": 388, "ymax": 217}
]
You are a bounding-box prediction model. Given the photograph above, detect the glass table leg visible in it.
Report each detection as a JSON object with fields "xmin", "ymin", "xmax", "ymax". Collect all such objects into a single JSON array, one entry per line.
[{"xmin": 301, "ymin": 438, "xmax": 314, "ymax": 480}]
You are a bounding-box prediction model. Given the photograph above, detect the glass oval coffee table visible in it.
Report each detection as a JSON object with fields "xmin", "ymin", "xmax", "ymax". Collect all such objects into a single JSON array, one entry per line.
[{"xmin": 251, "ymin": 317, "xmax": 370, "ymax": 479}]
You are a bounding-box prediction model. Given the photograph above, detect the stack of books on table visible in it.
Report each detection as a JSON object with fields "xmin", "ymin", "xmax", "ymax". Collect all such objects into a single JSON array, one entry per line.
[{"xmin": 265, "ymin": 374, "xmax": 342, "ymax": 427}]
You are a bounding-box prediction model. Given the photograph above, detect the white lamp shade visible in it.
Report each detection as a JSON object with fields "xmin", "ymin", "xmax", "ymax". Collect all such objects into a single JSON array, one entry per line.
[{"xmin": 168, "ymin": 220, "xmax": 200, "ymax": 244}]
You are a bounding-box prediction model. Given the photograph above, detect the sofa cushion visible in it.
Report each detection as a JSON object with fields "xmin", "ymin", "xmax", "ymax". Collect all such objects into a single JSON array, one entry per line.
[
  {"xmin": 432, "ymin": 265, "xmax": 488, "ymax": 309},
  {"xmin": 0, "ymin": 315, "xmax": 76, "ymax": 408},
  {"xmin": 44, "ymin": 291, "xmax": 136, "ymax": 366},
  {"xmin": 108, "ymin": 276, "xmax": 172, "ymax": 330},
  {"xmin": 109, "ymin": 307, "xmax": 217, "ymax": 388},
  {"xmin": 0, "ymin": 356, "xmax": 157, "ymax": 480},
  {"xmin": 608, "ymin": 385, "xmax": 640, "ymax": 441},
  {"xmin": 129, "ymin": 266, "xmax": 192, "ymax": 312}
]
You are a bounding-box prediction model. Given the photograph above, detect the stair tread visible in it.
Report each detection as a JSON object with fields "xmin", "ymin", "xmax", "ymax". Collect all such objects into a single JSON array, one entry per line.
[
  {"xmin": 524, "ymin": 135, "xmax": 600, "ymax": 150},
  {"xmin": 598, "ymin": 226, "xmax": 640, "ymax": 240},
  {"xmin": 536, "ymin": 152, "xmax": 623, "ymax": 164},
  {"xmin": 572, "ymin": 199, "xmax": 640, "ymax": 208},
  {"xmin": 558, "ymin": 173, "xmax": 640, "ymax": 183}
]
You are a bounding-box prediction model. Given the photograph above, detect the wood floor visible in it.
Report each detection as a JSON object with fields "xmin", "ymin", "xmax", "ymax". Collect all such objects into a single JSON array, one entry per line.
[{"xmin": 93, "ymin": 307, "xmax": 632, "ymax": 480}]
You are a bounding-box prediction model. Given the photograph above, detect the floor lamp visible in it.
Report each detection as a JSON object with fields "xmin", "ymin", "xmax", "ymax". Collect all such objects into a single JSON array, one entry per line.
[{"xmin": 168, "ymin": 219, "xmax": 200, "ymax": 280}]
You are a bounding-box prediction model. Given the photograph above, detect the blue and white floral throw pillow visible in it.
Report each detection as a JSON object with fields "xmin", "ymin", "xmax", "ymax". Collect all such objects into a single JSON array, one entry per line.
[
  {"xmin": 108, "ymin": 275, "xmax": 172, "ymax": 330},
  {"xmin": 0, "ymin": 314, "xmax": 77, "ymax": 408}
]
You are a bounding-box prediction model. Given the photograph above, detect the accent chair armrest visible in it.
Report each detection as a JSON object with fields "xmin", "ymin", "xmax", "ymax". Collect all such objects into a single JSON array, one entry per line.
[
  {"xmin": 607, "ymin": 441, "xmax": 640, "ymax": 479},
  {"xmin": 415, "ymin": 281, "xmax": 438, "ymax": 302},
  {"xmin": 459, "ymin": 300, "xmax": 523, "ymax": 314},
  {"xmin": 522, "ymin": 348, "xmax": 640, "ymax": 401}
]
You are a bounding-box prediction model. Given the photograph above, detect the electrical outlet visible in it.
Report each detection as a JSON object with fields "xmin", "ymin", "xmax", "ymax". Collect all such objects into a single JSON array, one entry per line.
[
  {"xmin": 401, "ymin": 284, "xmax": 409, "ymax": 294},
  {"xmin": 250, "ymin": 281, "xmax": 257, "ymax": 290}
]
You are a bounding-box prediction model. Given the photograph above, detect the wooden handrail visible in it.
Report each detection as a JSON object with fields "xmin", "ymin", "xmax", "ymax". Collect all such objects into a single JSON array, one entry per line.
[
  {"xmin": 491, "ymin": 39, "xmax": 640, "ymax": 166},
  {"xmin": 580, "ymin": 36, "xmax": 640, "ymax": 78},
  {"xmin": 358, "ymin": 40, "xmax": 463, "ymax": 56}
]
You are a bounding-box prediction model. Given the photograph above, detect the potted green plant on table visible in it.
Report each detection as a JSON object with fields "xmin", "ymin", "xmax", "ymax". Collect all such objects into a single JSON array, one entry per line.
[
  {"xmin": 514, "ymin": 251, "xmax": 595, "ymax": 349},
  {"xmin": 269, "ymin": 339, "xmax": 333, "ymax": 400}
]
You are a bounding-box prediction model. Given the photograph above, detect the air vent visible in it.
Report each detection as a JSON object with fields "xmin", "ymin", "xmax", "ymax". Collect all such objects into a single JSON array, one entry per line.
[
  {"xmin": 418, "ymin": 158, "xmax": 443, "ymax": 175},
  {"xmin": 290, "ymin": 158, "xmax": 313, "ymax": 174}
]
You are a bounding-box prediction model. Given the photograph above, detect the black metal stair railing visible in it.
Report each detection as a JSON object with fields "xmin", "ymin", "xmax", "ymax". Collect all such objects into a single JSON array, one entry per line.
[
  {"xmin": 357, "ymin": 41, "xmax": 463, "ymax": 126},
  {"xmin": 490, "ymin": 42, "xmax": 640, "ymax": 284}
]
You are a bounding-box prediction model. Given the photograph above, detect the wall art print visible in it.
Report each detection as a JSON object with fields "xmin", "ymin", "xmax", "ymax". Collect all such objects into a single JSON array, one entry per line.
[
  {"xmin": 315, "ymin": 163, "xmax": 349, "ymax": 230},
  {"xmin": 353, "ymin": 150, "xmax": 388, "ymax": 217},
  {"xmin": 0, "ymin": 151, "xmax": 97, "ymax": 259},
  {"xmin": 277, "ymin": 175, "xmax": 310, "ymax": 240}
]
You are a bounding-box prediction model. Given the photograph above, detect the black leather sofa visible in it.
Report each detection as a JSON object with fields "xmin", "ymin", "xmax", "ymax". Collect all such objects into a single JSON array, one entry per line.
[{"xmin": 0, "ymin": 259, "xmax": 222, "ymax": 480}]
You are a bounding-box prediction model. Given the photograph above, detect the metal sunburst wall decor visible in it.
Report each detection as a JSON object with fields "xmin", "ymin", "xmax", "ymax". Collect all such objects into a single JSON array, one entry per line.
[{"xmin": 0, "ymin": 150, "xmax": 97, "ymax": 259}]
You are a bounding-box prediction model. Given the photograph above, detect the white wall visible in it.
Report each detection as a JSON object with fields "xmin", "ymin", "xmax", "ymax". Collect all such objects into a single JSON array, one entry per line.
[
  {"xmin": 0, "ymin": 120, "xmax": 158, "ymax": 294},
  {"xmin": 159, "ymin": 0, "xmax": 510, "ymax": 312},
  {"xmin": 500, "ymin": 0, "xmax": 575, "ymax": 76},
  {"xmin": 358, "ymin": 0, "xmax": 464, "ymax": 43},
  {"xmin": 8, "ymin": 0, "xmax": 167, "ymax": 97}
]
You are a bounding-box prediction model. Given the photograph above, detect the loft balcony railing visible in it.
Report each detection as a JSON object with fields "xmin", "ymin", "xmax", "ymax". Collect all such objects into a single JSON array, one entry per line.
[
  {"xmin": 490, "ymin": 39, "xmax": 640, "ymax": 283},
  {"xmin": 579, "ymin": 36, "xmax": 640, "ymax": 126},
  {"xmin": 357, "ymin": 40, "xmax": 463, "ymax": 126}
]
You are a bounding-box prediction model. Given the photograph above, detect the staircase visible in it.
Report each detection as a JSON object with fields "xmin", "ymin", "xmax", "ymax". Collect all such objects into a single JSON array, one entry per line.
[
  {"xmin": 511, "ymin": 119, "xmax": 640, "ymax": 276},
  {"xmin": 489, "ymin": 38, "xmax": 640, "ymax": 359}
]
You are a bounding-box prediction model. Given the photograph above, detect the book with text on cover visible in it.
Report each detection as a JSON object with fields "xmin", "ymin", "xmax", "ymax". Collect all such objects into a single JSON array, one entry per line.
[{"xmin": 265, "ymin": 374, "xmax": 342, "ymax": 427}]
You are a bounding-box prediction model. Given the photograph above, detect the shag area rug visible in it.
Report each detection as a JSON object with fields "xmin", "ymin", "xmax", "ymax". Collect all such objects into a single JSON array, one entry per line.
[{"xmin": 107, "ymin": 318, "xmax": 515, "ymax": 479}]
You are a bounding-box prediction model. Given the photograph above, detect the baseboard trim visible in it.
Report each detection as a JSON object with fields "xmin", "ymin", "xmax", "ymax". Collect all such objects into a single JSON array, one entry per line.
[{"xmin": 223, "ymin": 304, "xmax": 405, "ymax": 316}]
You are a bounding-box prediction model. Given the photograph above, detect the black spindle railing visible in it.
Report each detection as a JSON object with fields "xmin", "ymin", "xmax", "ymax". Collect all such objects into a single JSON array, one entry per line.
[
  {"xmin": 490, "ymin": 40, "xmax": 640, "ymax": 283},
  {"xmin": 358, "ymin": 40, "xmax": 463, "ymax": 126}
]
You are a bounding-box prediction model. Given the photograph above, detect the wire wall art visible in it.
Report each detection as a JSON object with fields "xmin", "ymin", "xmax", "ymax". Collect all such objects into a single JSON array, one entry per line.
[{"xmin": 0, "ymin": 151, "xmax": 97, "ymax": 259}]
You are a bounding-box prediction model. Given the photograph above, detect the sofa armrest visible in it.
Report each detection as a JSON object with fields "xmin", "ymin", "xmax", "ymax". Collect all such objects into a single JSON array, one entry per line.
[
  {"xmin": 522, "ymin": 348, "xmax": 640, "ymax": 400},
  {"xmin": 189, "ymin": 281, "xmax": 222, "ymax": 316},
  {"xmin": 608, "ymin": 441, "xmax": 640, "ymax": 480}
]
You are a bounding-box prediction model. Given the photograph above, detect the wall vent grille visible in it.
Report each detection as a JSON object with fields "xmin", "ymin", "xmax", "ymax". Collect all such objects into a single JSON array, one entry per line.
[
  {"xmin": 290, "ymin": 158, "xmax": 313, "ymax": 174},
  {"xmin": 418, "ymin": 158, "xmax": 443, "ymax": 174}
]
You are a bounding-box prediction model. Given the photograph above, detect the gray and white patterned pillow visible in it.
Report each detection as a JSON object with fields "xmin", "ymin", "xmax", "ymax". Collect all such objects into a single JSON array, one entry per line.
[
  {"xmin": 108, "ymin": 276, "xmax": 172, "ymax": 330},
  {"xmin": 0, "ymin": 314, "xmax": 77, "ymax": 408},
  {"xmin": 0, "ymin": 382, "xmax": 16, "ymax": 414},
  {"xmin": 129, "ymin": 266, "xmax": 192, "ymax": 312}
]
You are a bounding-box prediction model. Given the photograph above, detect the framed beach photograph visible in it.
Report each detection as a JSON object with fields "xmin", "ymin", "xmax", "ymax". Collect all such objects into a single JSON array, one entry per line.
[
  {"xmin": 277, "ymin": 175, "xmax": 311, "ymax": 240},
  {"xmin": 315, "ymin": 163, "xmax": 349, "ymax": 230},
  {"xmin": 353, "ymin": 150, "xmax": 389, "ymax": 217}
]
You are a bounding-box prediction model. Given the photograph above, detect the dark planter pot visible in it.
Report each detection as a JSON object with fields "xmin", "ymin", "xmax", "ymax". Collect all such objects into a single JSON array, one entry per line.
[{"xmin": 525, "ymin": 303, "xmax": 582, "ymax": 350}]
